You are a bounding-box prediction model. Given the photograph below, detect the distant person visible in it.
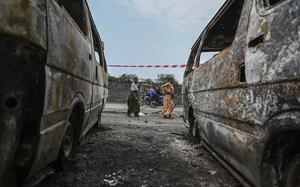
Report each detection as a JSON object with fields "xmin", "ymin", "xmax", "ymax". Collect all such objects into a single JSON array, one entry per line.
[
  {"xmin": 148, "ymin": 86, "xmax": 159, "ymax": 101},
  {"xmin": 127, "ymin": 77, "xmax": 140, "ymax": 117},
  {"xmin": 161, "ymin": 82, "xmax": 175, "ymax": 119}
]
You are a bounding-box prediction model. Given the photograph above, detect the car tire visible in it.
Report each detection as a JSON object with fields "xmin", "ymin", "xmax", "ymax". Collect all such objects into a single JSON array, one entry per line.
[
  {"xmin": 145, "ymin": 97, "xmax": 151, "ymax": 105},
  {"xmin": 139, "ymin": 97, "xmax": 144, "ymax": 106},
  {"xmin": 58, "ymin": 121, "xmax": 75, "ymax": 164},
  {"xmin": 97, "ymin": 111, "xmax": 102, "ymax": 128},
  {"xmin": 283, "ymin": 153, "xmax": 300, "ymax": 187},
  {"xmin": 192, "ymin": 121, "xmax": 200, "ymax": 144},
  {"xmin": 188, "ymin": 109, "xmax": 195, "ymax": 137},
  {"xmin": 150, "ymin": 101, "xmax": 158, "ymax": 108}
]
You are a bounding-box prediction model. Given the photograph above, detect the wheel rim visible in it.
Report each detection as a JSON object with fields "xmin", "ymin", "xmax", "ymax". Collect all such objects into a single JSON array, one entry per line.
[
  {"xmin": 145, "ymin": 98, "xmax": 150, "ymax": 105},
  {"xmin": 150, "ymin": 102, "xmax": 157, "ymax": 108},
  {"xmin": 62, "ymin": 123, "xmax": 74, "ymax": 158},
  {"xmin": 139, "ymin": 98, "xmax": 144, "ymax": 106}
]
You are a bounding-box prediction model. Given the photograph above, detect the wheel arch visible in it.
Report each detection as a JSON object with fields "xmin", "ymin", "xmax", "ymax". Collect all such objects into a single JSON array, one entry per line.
[
  {"xmin": 260, "ymin": 110, "xmax": 300, "ymax": 186},
  {"xmin": 67, "ymin": 93, "xmax": 86, "ymax": 142},
  {"xmin": 187, "ymin": 106, "xmax": 196, "ymax": 132}
]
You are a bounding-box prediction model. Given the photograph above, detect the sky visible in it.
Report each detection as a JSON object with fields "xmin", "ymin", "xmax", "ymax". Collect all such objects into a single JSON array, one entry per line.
[{"xmin": 87, "ymin": 0, "xmax": 225, "ymax": 83}]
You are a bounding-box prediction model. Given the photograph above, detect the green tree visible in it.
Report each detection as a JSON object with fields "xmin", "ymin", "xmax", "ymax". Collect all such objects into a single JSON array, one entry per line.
[
  {"xmin": 144, "ymin": 78, "xmax": 154, "ymax": 84},
  {"xmin": 156, "ymin": 74, "xmax": 179, "ymax": 86},
  {"xmin": 108, "ymin": 74, "xmax": 117, "ymax": 81},
  {"xmin": 118, "ymin": 74, "xmax": 137, "ymax": 82},
  {"xmin": 108, "ymin": 74, "xmax": 137, "ymax": 82}
]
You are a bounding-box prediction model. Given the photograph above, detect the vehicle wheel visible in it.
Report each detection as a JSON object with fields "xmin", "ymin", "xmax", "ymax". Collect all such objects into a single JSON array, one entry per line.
[
  {"xmin": 59, "ymin": 121, "xmax": 74, "ymax": 162},
  {"xmin": 192, "ymin": 121, "xmax": 200, "ymax": 144},
  {"xmin": 97, "ymin": 111, "xmax": 102, "ymax": 128},
  {"xmin": 188, "ymin": 109, "xmax": 195, "ymax": 136},
  {"xmin": 145, "ymin": 97, "xmax": 150, "ymax": 105},
  {"xmin": 150, "ymin": 101, "xmax": 158, "ymax": 108},
  {"xmin": 139, "ymin": 98, "xmax": 145, "ymax": 106},
  {"xmin": 188, "ymin": 124, "xmax": 193, "ymax": 136},
  {"xmin": 283, "ymin": 153, "xmax": 300, "ymax": 187}
]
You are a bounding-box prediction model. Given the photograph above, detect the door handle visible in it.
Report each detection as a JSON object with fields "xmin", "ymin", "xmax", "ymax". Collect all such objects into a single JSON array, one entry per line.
[
  {"xmin": 248, "ymin": 34, "xmax": 265, "ymax": 48},
  {"xmin": 95, "ymin": 66, "xmax": 98, "ymax": 80}
]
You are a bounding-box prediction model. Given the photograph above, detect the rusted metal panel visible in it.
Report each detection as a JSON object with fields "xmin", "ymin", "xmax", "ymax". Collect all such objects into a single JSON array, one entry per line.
[
  {"xmin": 0, "ymin": 0, "xmax": 47, "ymax": 49},
  {"xmin": 44, "ymin": 0, "xmax": 93, "ymax": 116},
  {"xmin": 0, "ymin": 47, "xmax": 45, "ymax": 185},
  {"xmin": 0, "ymin": 0, "xmax": 47, "ymax": 183},
  {"xmin": 0, "ymin": 0, "xmax": 108, "ymax": 184},
  {"xmin": 245, "ymin": 0, "xmax": 300, "ymax": 84},
  {"xmin": 191, "ymin": 82, "xmax": 300, "ymax": 129},
  {"xmin": 28, "ymin": 0, "xmax": 108, "ymax": 178},
  {"xmin": 183, "ymin": 0, "xmax": 300, "ymax": 186},
  {"xmin": 34, "ymin": 0, "xmax": 96, "ymax": 172}
]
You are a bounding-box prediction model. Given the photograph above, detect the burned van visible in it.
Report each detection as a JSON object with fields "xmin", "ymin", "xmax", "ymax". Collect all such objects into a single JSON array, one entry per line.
[
  {"xmin": 183, "ymin": 0, "xmax": 299, "ymax": 186},
  {"xmin": 0, "ymin": 0, "xmax": 108, "ymax": 185}
]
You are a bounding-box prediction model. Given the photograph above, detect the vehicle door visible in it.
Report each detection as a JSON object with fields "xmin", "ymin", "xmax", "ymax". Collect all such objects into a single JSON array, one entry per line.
[
  {"xmin": 191, "ymin": 0, "xmax": 264, "ymax": 184},
  {"xmin": 46, "ymin": 0, "xmax": 94, "ymax": 125},
  {"xmin": 245, "ymin": 0, "xmax": 299, "ymax": 85},
  {"xmin": 87, "ymin": 16, "xmax": 107, "ymax": 128},
  {"xmin": 244, "ymin": 0, "xmax": 300, "ymax": 124},
  {"xmin": 82, "ymin": 11, "xmax": 107, "ymax": 129}
]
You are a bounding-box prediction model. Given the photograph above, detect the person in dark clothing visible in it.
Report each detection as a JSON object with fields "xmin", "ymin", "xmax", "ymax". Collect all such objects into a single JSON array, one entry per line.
[{"xmin": 127, "ymin": 77, "xmax": 140, "ymax": 117}]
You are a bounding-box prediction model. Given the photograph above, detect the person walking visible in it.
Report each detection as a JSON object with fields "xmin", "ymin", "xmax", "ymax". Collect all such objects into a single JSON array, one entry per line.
[
  {"xmin": 161, "ymin": 82, "xmax": 175, "ymax": 119},
  {"xmin": 127, "ymin": 77, "xmax": 140, "ymax": 117}
]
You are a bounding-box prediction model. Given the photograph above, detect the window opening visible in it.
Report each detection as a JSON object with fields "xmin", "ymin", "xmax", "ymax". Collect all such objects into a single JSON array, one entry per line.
[
  {"xmin": 199, "ymin": 52, "xmax": 220, "ymax": 64},
  {"xmin": 94, "ymin": 51, "xmax": 100, "ymax": 64},
  {"xmin": 239, "ymin": 63, "xmax": 246, "ymax": 83},
  {"xmin": 184, "ymin": 45, "xmax": 198, "ymax": 77},
  {"xmin": 103, "ymin": 56, "xmax": 108, "ymax": 73},
  {"xmin": 95, "ymin": 67, "xmax": 99, "ymax": 80},
  {"xmin": 195, "ymin": 0, "xmax": 245, "ymax": 65},
  {"xmin": 249, "ymin": 34, "xmax": 265, "ymax": 48},
  {"xmin": 90, "ymin": 14, "xmax": 105, "ymax": 68},
  {"xmin": 262, "ymin": 0, "xmax": 284, "ymax": 8},
  {"xmin": 57, "ymin": 0, "xmax": 87, "ymax": 35}
]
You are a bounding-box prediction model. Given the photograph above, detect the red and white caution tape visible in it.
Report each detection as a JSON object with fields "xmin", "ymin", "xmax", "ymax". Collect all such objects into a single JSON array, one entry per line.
[
  {"xmin": 108, "ymin": 64, "xmax": 204, "ymax": 68},
  {"xmin": 108, "ymin": 64, "xmax": 187, "ymax": 68}
]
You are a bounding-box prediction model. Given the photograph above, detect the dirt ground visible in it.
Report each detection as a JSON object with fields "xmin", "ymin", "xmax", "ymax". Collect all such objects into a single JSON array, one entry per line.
[{"xmin": 36, "ymin": 103, "xmax": 239, "ymax": 187}]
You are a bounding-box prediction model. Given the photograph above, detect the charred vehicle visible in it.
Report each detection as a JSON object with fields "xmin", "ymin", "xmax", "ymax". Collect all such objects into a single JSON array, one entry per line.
[
  {"xmin": 0, "ymin": 0, "xmax": 108, "ymax": 185},
  {"xmin": 183, "ymin": 0, "xmax": 299, "ymax": 186}
]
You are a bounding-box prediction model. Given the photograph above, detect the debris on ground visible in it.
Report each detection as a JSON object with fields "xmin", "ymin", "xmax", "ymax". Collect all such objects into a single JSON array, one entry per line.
[
  {"xmin": 208, "ymin": 170, "xmax": 217, "ymax": 175},
  {"xmin": 35, "ymin": 105, "xmax": 238, "ymax": 187}
]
